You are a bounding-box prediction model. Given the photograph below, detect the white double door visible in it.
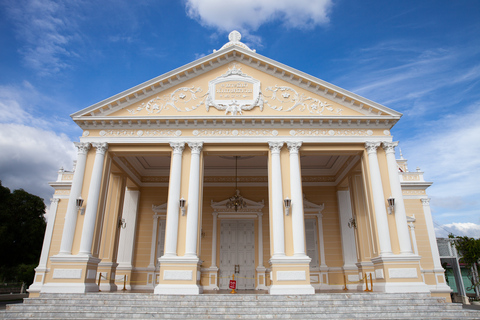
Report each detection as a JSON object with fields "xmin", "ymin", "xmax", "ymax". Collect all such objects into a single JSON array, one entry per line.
[{"xmin": 219, "ymin": 220, "xmax": 255, "ymax": 290}]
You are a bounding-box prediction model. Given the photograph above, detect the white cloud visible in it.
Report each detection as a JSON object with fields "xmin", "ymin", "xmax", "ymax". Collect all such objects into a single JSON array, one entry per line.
[
  {"xmin": 3, "ymin": 0, "xmax": 81, "ymax": 76},
  {"xmin": 0, "ymin": 83, "xmax": 76, "ymax": 205},
  {"xmin": 435, "ymin": 222, "xmax": 480, "ymax": 238},
  {"xmin": 185, "ymin": 0, "xmax": 333, "ymax": 32}
]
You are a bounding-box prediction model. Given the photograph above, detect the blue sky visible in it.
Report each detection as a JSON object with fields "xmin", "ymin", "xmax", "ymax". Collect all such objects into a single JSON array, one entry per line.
[{"xmin": 0, "ymin": 0, "xmax": 479, "ymax": 237}]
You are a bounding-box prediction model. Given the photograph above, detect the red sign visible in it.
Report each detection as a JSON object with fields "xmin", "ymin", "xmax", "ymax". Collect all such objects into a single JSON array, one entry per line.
[{"xmin": 229, "ymin": 280, "xmax": 236, "ymax": 289}]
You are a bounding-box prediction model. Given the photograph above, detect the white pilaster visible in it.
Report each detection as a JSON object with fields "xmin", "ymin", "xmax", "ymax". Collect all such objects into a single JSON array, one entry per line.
[
  {"xmin": 286, "ymin": 141, "xmax": 307, "ymax": 257},
  {"xmin": 408, "ymin": 223, "xmax": 419, "ymax": 255},
  {"xmin": 421, "ymin": 198, "xmax": 443, "ymax": 270},
  {"xmin": 337, "ymin": 190, "xmax": 358, "ymax": 268},
  {"xmin": 268, "ymin": 141, "xmax": 285, "ymax": 257},
  {"xmin": 39, "ymin": 198, "xmax": 60, "ymax": 268},
  {"xmin": 148, "ymin": 214, "xmax": 160, "ymax": 269},
  {"xmin": 116, "ymin": 188, "xmax": 140, "ymax": 269},
  {"xmin": 365, "ymin": 142, "xmax": 392, "ymax": 256},
  {"xmin": 256, "ymin": 212, "xmax": 267, "ymax": 290},
  {"xmin": 28, "ymin": 198, "xmax": 61, "ymax": 293},
  {"xmin": 211, "ymin": 212, "xmax": 218, "ymax": 268},
  {"xmin": 184, "ymin": 142, "xmax": 203, "ymax": 257},
  {"xmin": 79, "ymin": 142, "xmax": 108, "ymax": 256},
  {"xmin": 163, "ymin": 142, "xmax": 185, "ymax": 257},
  {"xmin": 383, "ymin": 142, "xmax": 413, "ymax": 255},
  {"xmin": 316, "ymin": 213, "xmax": 327, "ymax": 269},
  {"xmin": 59, "ymin": 142, "xmax": 90, "ymax": 255}
]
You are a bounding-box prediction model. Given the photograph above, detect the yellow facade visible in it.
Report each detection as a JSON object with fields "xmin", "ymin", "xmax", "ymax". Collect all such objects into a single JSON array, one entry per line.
[{"xmin": 28, "ymin": 32, "xmax": 451, "ymax": 301}]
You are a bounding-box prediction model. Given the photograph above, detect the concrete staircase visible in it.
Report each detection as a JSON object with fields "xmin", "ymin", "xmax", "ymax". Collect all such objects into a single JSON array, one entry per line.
[{"xmin": 1, "ymin": 292, "xmax": 479, "ymax": 319}]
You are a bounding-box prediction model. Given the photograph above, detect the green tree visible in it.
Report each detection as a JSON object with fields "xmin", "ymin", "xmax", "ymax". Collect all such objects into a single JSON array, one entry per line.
[
  {"xmin": 449, "ymin": 234, "xmax": 480, "ymax": 300},
  {"xmin": 0, "ymin": 181, "xmax": 46, "ymax": 285}
]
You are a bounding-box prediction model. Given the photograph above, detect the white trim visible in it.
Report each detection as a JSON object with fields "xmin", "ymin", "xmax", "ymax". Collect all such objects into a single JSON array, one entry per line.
[
  {"xmin": 40, "ymin": 282, "xmax": 99, "ymax": 293},
  {"xmin": 154, "ymin": 284, "xmax": 202, "ymax": 295},
  {"xmin": 373, "ymin": 281, "xmax": 430, "ymax": 293},
  {"xmin": 268, "ymin": 284, "xmax": 315, "ymax": 295}
]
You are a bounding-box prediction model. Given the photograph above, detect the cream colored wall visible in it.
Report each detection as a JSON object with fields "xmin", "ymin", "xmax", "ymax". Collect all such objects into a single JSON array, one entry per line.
[
  {"xmin": 404, "ymin": 198, "xmax": 434, "ymax": 269},
  {"xmin": 132, "ymin": 186, "xmax": 169, "ymax": 268},
  {"xmin": 105, "ymin": 62, "xmax": 368, "ymax": 119}
]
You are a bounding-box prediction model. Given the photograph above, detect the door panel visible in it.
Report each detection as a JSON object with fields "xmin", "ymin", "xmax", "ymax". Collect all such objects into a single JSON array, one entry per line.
[{"xmin": 219, "ymin": 220, "xmax": 255, "ymax": 290}]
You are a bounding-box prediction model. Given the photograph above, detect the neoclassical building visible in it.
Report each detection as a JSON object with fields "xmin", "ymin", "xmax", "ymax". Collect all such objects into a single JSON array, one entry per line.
[{"xmin": 29, "ymin": 31, "xmax": 451, "ymax": 300}]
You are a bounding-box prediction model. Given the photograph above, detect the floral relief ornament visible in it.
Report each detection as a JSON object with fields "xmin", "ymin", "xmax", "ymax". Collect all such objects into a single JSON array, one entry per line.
[{"xmin": 264, "ymin": 85, "xmax": 342, "ymax": 115}]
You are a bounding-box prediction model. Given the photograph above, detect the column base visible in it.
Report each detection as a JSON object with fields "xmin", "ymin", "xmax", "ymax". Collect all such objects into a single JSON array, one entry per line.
[
  {"xmin": 154, "ymin": 256, "xmax": 202, "ymax": 295},
  {"xmin": 40, "ymin": 282, "xmax": 99, "ymax": 294},
  {"xmin": 373, "ymin": 281, "xmax": 430, "ymax": 293},
  {"xmin": 269, "ymin": 256, "xmax": 315, "ymax": 295},
  {"xmin": 255, "ymin": 266, "xmax": 268, "ymax": 290}
]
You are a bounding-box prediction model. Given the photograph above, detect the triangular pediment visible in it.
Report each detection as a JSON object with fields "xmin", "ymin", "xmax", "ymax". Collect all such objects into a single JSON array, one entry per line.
[
  {"xmin": 71, "ymin": 41, "xmax": 402, "ymax": 131},
  {"xmin": 211, "ymin": 192, "xmax": 265, "ymax": 213}
]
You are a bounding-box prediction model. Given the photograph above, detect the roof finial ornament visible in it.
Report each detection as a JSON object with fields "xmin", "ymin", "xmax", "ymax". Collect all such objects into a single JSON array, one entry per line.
[
  {"xmin": 215, "ymin": 30, "xmax": 255, "ymax": 53},
  {"xmin": 229, "ymin": 30, "xmax": 242, "ymax": 42},
  {"xmin": 399, "ymin": 147, "xmax": 404, "ymax": 159}
]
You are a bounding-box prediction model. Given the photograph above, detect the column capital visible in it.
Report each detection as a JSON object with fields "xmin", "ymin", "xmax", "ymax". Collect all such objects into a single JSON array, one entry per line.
[
  {"xmin": 92, "ymin": 142, "xmax": 108, "ymax": 155},
  {"xmin": 268, "ymin": 141, "xmax": 284, "ymax": 154},
  {"xmin": 408, "ymin": 222, "xmax": 415, "ymax": 229},
  {"xmin": 74, "ymin": 142, "xmax": 91, "ymax": 155},
  {"xmin": 420, "ymin": 198, "xmax": 431, "ymax": 205},
  {"xmin": 212, "ymin": 211, "xmax": 219, "ymax": 217},
  {"xmin": 286, "ymin": 141, "xmax": 302, "ymax": 154},
  {"xmin": 50, "ymin": 198, "xmax": 60, "ymax": 203},
  {"xmin": 365, "ymin": 141, "xmax": 381, "ymax": 154},
  {"xmin": 170, "ymin": 141, "xmax": 185, "ymax": 154},
  {"xmin": 257, "ymin": 212, "xmax": 264, "ymax": 218},
  {"xmin": 382, "ymin": 141, "xmax": 399, "ymax": 154},
  {"xmin": 188, "ymin": 141, "xmax": 204, "ymax": 154}
]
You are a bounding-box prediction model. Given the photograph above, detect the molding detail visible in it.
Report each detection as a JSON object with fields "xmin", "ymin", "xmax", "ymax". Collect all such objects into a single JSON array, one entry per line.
[
  {"xmin": 99, "ymin": 129, "xmax": 182, "ymax": 137},
  {"xmin": 388, "ymin": 268, "xmax": 418, "ymax": 279},
  {"xmin": 52, "ymin": 269, "xmax": 82, "ymax": 279},
  {"xmin": 382, "ymin": 141, "xmax": 398, "ymax": 154},
  {"xmin": 365, "ymin": 141, "xmax": 381, "ymax": 154},
  {"xmin": 127, "ymin": 86, "xmax": 203, "ymax": 114},
  {"xmin": 74, "ymin": 142, "xmax": 91, "ymax": 154},
  {"xmin": 265, "ymin": 85, "xmax": 342, "ymax": 115},
  {"xmin": 290, "ymin": 129, "xmax": 374, "ymax": 137},
  {"xmin": 163, "ymin": 270, "xmax": 193, "ymax": 281},
  {"xmin": 193, "ymin": 129, "xmax": 279, "ymax": 137},
  {"xmin": 92, "ymin": 142, "xmax": 108, "ymax": 155},
  {"xmin": 277, "ymin": 271, "xmax": 306, "ymax": 281}
]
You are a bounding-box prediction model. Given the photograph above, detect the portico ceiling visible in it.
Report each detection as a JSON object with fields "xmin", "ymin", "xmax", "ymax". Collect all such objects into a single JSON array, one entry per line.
[{"xmin": 114, "ymin": 153, "xmax": 359, "ymax": 187}]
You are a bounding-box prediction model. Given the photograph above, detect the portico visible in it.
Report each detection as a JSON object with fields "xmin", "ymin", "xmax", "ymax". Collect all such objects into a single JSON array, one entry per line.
[{"xmin": 29, "ymin": 31, "xmax": 451, "ymax": 301}]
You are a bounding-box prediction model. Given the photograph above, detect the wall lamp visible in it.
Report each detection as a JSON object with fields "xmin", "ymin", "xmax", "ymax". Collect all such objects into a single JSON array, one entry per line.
[
  {"xmin": 179, "ymin": 198, "xmax": 186, "ymax": 215},
  {"xmin": 284, "ymin": 197, "xmax": 292, "ymax": 216},
  {"xmin": 387, "ymin": 197, "xmax": 395, "ymax": 214},
  {"xmin": 118, "ymin": 218, "xmax": 126, "ymax": 229},
  {"xmin": 76, "ymin": 197, "xmax": 85, "ymax": 215}
]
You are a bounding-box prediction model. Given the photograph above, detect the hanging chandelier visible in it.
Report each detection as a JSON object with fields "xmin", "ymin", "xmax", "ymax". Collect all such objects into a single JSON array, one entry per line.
[{"xmin": 226, "ymin": 156, "xmax": 247, "ymax": 211}]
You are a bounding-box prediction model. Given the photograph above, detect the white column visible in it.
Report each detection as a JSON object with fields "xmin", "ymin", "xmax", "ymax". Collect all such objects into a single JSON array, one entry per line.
[
  {"xmin": 287, "ymin": 141, "xmax": 307, "ymax": 257},
  {"xmin": 59, "ymin": 142, "xmax": 90, "ymax": 255},
  {"xmin": 382, "ymin": 142, "xmax": 413, "ymax": 255},
  {"xmin": 185, "ymin": 142, "xmax": 203, "ymax": 257},
  {"xmin": 117, "ymin": 188, "xmax": 140, "ymax": 269},
  {"xmin": 421, "ymin": 198, "xmax": 443, "ymax": 270},
  {"xmin": 163, "ymin": 142, "xmax": 185, "ymax": 257},
  {"xmin": 365, "ymin": 142, "xmax": 392, "ymax": 256},
  {"xmin": 37, "ymin": 198, "xmax": 60, "ymax": 269},
  {"xmin": 211, "ymin": 212, "xmax": 218, "ymax": 267},
  {"xmin": 268, "ymin": 141, "xmax": 285, "ymax": 257},
  {"xmin": 337, "ymin": 190, "xmax": 358, "ymax": 268},
  {"xmin": 408, "ymin": 223, "xmax": 419, "ymax": 255},
  {"xmin": 79, "ymin": 142, "xmax": 108, "ymax": 256},
  {"xmin": 316, "ymin": 213, "xmax": 327, "ymax": 268},
  {"xmin": 257, "ymin": 213, "xmax": 264, "ymax": 267},
  {"xmin": 148, "ymin": 214, "xmax": 160, "ymax": 269}
]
